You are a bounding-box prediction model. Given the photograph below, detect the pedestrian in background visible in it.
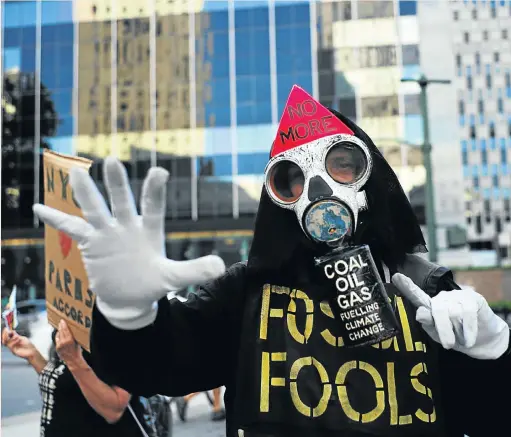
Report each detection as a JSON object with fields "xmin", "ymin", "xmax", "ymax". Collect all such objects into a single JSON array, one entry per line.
[
  {"xmin": 2, "ymin": 319, "xmax": 142, "ymax": 436},
  {"xmin": 175, "ymin": 388, "xmax": 226, "ymax": 422}
]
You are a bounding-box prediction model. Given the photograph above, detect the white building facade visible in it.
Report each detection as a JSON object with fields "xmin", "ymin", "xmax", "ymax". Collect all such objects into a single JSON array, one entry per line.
[{"xmin": 451, "ymin": 0, "xmax": 511, "ymax": 260}]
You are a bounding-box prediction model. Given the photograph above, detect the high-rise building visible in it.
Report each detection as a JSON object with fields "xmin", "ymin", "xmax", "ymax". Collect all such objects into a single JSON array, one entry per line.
[
  {"xmin": 451, "ymin": 0, "xmax": 511, "ymax": 259},
  {"xmin": 2, "ymin": 0, "xmax": 465, "ymax": 299}
]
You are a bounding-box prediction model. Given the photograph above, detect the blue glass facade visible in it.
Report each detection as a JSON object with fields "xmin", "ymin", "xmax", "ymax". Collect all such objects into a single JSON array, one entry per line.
[
  {"xmin": 2, "ymin": 1, "xmax": 74, "ymax": 234},
  {"xmin": 275, "ymin": 2, "xmax": 313, "ymax": 113},
  {"xmin": 3, "ymin": 0, "xmax": 435, "ymax": 296},
  {"xmin": 235, "ymin": 4, "xmax": 272, "ymax": 125}
]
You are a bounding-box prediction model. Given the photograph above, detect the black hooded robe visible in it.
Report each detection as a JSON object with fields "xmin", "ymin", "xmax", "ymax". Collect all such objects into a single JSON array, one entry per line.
[{"xmin": 91, "ymin": 111, "xmax": 511, "ymax": 437}]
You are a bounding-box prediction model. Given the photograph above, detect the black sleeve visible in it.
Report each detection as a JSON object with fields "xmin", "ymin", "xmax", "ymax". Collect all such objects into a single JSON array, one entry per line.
[
  {"xmin": 89, "ymin": 262, "xmax": 247, "ymax": 398},
  {"xmin": 437, "ymin": 275, "xmax": 511, "ymax": 437}
]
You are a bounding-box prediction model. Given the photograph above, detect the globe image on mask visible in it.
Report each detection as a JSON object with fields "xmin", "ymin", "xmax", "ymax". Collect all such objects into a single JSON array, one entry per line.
[{"xmin": 304, "ymin": 200, "xmax": 352, "ymax": 243}]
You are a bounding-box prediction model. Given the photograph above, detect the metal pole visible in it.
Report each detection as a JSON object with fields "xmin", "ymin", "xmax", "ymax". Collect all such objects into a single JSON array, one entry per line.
[
  {"xmin": 33, "ymin": 0, "xmax": 42, "ymax": 227},
  {"xmin": 418, "ymin": 75, "xmax": 438, "ymax": 263},
  {"xmin": 401, "ymin": 74, "xmax": 451, "ymax": 264}
]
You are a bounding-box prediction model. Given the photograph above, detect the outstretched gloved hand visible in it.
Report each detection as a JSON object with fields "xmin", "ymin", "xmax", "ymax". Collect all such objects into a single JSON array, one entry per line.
[
  {"xmin": 33, "ymin": 157, "xmax": 226, "ymax": 330},
  {"xmin": 392, "ymin": 273, "xmax": 510, "ymax": 360}
]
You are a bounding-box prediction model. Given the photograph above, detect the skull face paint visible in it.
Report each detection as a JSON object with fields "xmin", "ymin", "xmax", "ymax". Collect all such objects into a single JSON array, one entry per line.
[{"xmin": 264, "ymin": 86, "xmax": 372, "ymax": 247}]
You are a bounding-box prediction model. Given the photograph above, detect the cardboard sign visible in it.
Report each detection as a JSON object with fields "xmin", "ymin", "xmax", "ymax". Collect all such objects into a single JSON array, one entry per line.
[{"xmin": 43, "ymin": 150, "xmax": 94, "ymax": 351}]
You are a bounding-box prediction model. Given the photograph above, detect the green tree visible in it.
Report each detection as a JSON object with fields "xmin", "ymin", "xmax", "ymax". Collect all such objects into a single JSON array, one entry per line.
[{"xmin": 2, "ymin": 71, "xmax": 59, "ymax": 228}]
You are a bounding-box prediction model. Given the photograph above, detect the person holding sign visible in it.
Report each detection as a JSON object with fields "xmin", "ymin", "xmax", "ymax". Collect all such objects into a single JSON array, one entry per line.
[
  {"xmin": 1, "ymin": 319, "xmax": 142, "ymax": 436},
  {"xmin": 34, "ymin": 85, "xmax": 510, "ymax": 437}
]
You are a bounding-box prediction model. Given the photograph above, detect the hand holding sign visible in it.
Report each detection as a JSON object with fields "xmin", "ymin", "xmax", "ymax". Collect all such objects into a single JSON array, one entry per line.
[
  {"xmin": 55, "ymin": 319, "xmax": 84, "ymax": 370},
  {"xmin": 34, "ymin": 156, "xmax": 226, "ymax": 330},
  {"xmin": 392, "ymin": 273, "xmax": 510, "ymax": 360}
]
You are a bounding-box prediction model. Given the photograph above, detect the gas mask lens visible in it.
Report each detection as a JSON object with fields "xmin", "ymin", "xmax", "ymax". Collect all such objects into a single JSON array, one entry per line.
[
  {"xmin": 268, "ymin": 160, "xmax": 305, "ymax": 203},
  {"xmin": 326, "ymin": 142, "xmax": 368, "ymax": 184}
]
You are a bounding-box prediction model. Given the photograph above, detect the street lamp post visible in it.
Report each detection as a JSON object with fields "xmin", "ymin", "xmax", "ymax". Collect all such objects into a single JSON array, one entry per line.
[{"xmin": 401, "ymin": 74, "xmax": 451, "ymax": 264}]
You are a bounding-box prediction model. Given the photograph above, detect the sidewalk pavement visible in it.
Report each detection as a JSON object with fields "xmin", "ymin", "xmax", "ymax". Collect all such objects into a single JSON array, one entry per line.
[
  {"xmin": 1, "ymin": 392, "xmax": 226, "ymax": 437},
  {"xmin": 1, "ymin": 412, "xmax": 40, "ymax": 437}
]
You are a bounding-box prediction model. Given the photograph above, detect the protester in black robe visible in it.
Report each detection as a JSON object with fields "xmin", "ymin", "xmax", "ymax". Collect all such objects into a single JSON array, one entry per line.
[{"xmin": 33, "ymin": 86, "xmax": 510, "ymax": 437}]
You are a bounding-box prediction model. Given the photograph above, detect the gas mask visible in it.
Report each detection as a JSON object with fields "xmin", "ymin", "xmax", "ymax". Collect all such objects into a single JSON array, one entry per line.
[{"xmin": 264, "ymin": 85, "xmax": 372, "ymax": 247}]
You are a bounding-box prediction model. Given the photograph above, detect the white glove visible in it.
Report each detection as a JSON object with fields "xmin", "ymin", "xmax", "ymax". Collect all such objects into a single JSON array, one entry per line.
[
  {"xmin": 392, "ymin": 273, "xmax": 510, "ymax": 360},
  {"xmin": 33, "ymin": 157, "xmax": 226, "ymax": 330}
]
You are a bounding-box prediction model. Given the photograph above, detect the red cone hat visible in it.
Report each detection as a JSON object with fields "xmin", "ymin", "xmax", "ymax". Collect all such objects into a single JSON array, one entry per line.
[{"xmin": 270, "ymin": 85, "xmax": 354, "ymax": 158}]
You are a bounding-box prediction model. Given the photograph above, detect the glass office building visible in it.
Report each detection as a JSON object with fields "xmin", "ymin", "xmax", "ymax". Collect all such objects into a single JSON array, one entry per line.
[{"xmin": 2, "ymin": 0, "xmax": 432, "ymax": 300}]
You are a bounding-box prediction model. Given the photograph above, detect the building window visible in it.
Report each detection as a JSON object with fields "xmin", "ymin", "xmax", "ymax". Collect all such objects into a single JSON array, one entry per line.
[
  {"xmin": 483, "ymin": 30, "xmax": 489, "ymax": 40},
  {"xmin": 473, "ymin": 175, "xmax": 479, "ymax": 189},
  {"xmin": 458, "ymin": 100, "xmax": 465, "ymax": 115},
  {"xmin": 494, "ymin": 52, "xmax": 500, "ymax": 63},
  {"xmin": 498, "ymin": 97, "xmax": 504, "ymax": 113},
  {"xmin": 462, "ymin": 148, "xmax": 468, "ymax": 165},
  {"xmin": 475, "ymin": 215, "xmax": 482, "ymax": 234},
  {"xmin": 491, "ymin": 6, "xmax": 497, "ymax": 18},
  {"xmin": 361, "ymin": 95, "xmax": 399, "ymax": 117},
  {"xmin": 331, "ymin": 1, "xmax": 352, "ymax": 20},
  {"xmin": 399, "ymin": 0, "xmax": 417, "ymax": 16},
  {"xmin": 493, "ymin": 174, "xmax": 499, "ymax": 188},
  {"xmin": 475, "ymin": 52, "xmax": 480, "ymax": 68},
  {"xmin": 456, "ymin": 54, "xmax": 461, "ymax": 68},
  {"xmin": 478, "ymin": 99, "xmax": 484, "ymax": 115},
  {"xmin": 464, "ymin": 32, "xmax": 470, "ymax": 43},
  {"xmin": 489, "ymin": 123, "xmax": 495, "ymax": 138},
  {"xmin": 358, "ymin": 1, "xmax": 394, "ymax": 19},
  {"xmin": 453, "ymin": 10, "xmax": 459, "ymax": 20},
  {"xmin": 470, "ymin": 125, "xmax": 476, "ymax": 139},
  {"xmin": 338, "ymin": 98, "xmax": 357, "ymax": 119},
  {"xmin": 402, "ymin": 45, "xmax": 420, "ymax": 65},
  {"xmin": 467, "ymin": 76, "xmax": 472, "ymax": 90},
  {"xmin": 502, "ymin": 144, "xmax": 508, "ymax": 164},
  {"xmin": 503, "ymin": 29, "xmax": 508, "ymax": 39},
  {"xmin": 472, "ymin": 9, "xmax": 477, "ymax": 19},
  {"xmin": 482, "ymin": 147, "xmax": 488, "ymax": 165},
  {"xmin": 484, "ymin": 199, "xmax": 491, "ymax": 215},
  {"xmin": 486, "ymin": 73, "xmax": 492, "ymax": 89},
  {"xmin": 506, "ymin": 72, "xmax": 511, "ymax": 88},
  {"xmin": 496, "ymin": 217, "xmax": 502, "ymax": 234}
]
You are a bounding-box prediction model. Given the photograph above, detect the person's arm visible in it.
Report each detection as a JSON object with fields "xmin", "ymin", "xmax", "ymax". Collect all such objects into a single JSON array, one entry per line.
[
  {"xmin": 435, "ymin": 276, "xmax": 511, "ymax": 437},
  {"xmin": 55, "ymin": 319, "xmax": 131, "ymax": 424},
  {"xmin": 27, "ymin": 348, "xmax": 48, "ymax": 374},
  {"xmin": 90, "ymin": 262, "xmax": 247, "ymax": 398},
  {"xmin": 67, "ymin": 357, "xmax": 131, "ymax": 424},
  {"xmin": 1, "ymin": 329, "xmax": 48, "ymax": 374}
]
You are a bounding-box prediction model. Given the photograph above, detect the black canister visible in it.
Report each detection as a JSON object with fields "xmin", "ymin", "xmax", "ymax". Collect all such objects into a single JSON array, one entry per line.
[{"xmin": 314, "ymin": 244, "xmax": 400, "ymax": 347}]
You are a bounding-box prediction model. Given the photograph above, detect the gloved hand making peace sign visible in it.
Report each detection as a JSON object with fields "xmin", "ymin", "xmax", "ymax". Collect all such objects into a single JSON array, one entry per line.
[{"xmin": 33, "ymin": 157, "xmax": 226, "ymax": 330}]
